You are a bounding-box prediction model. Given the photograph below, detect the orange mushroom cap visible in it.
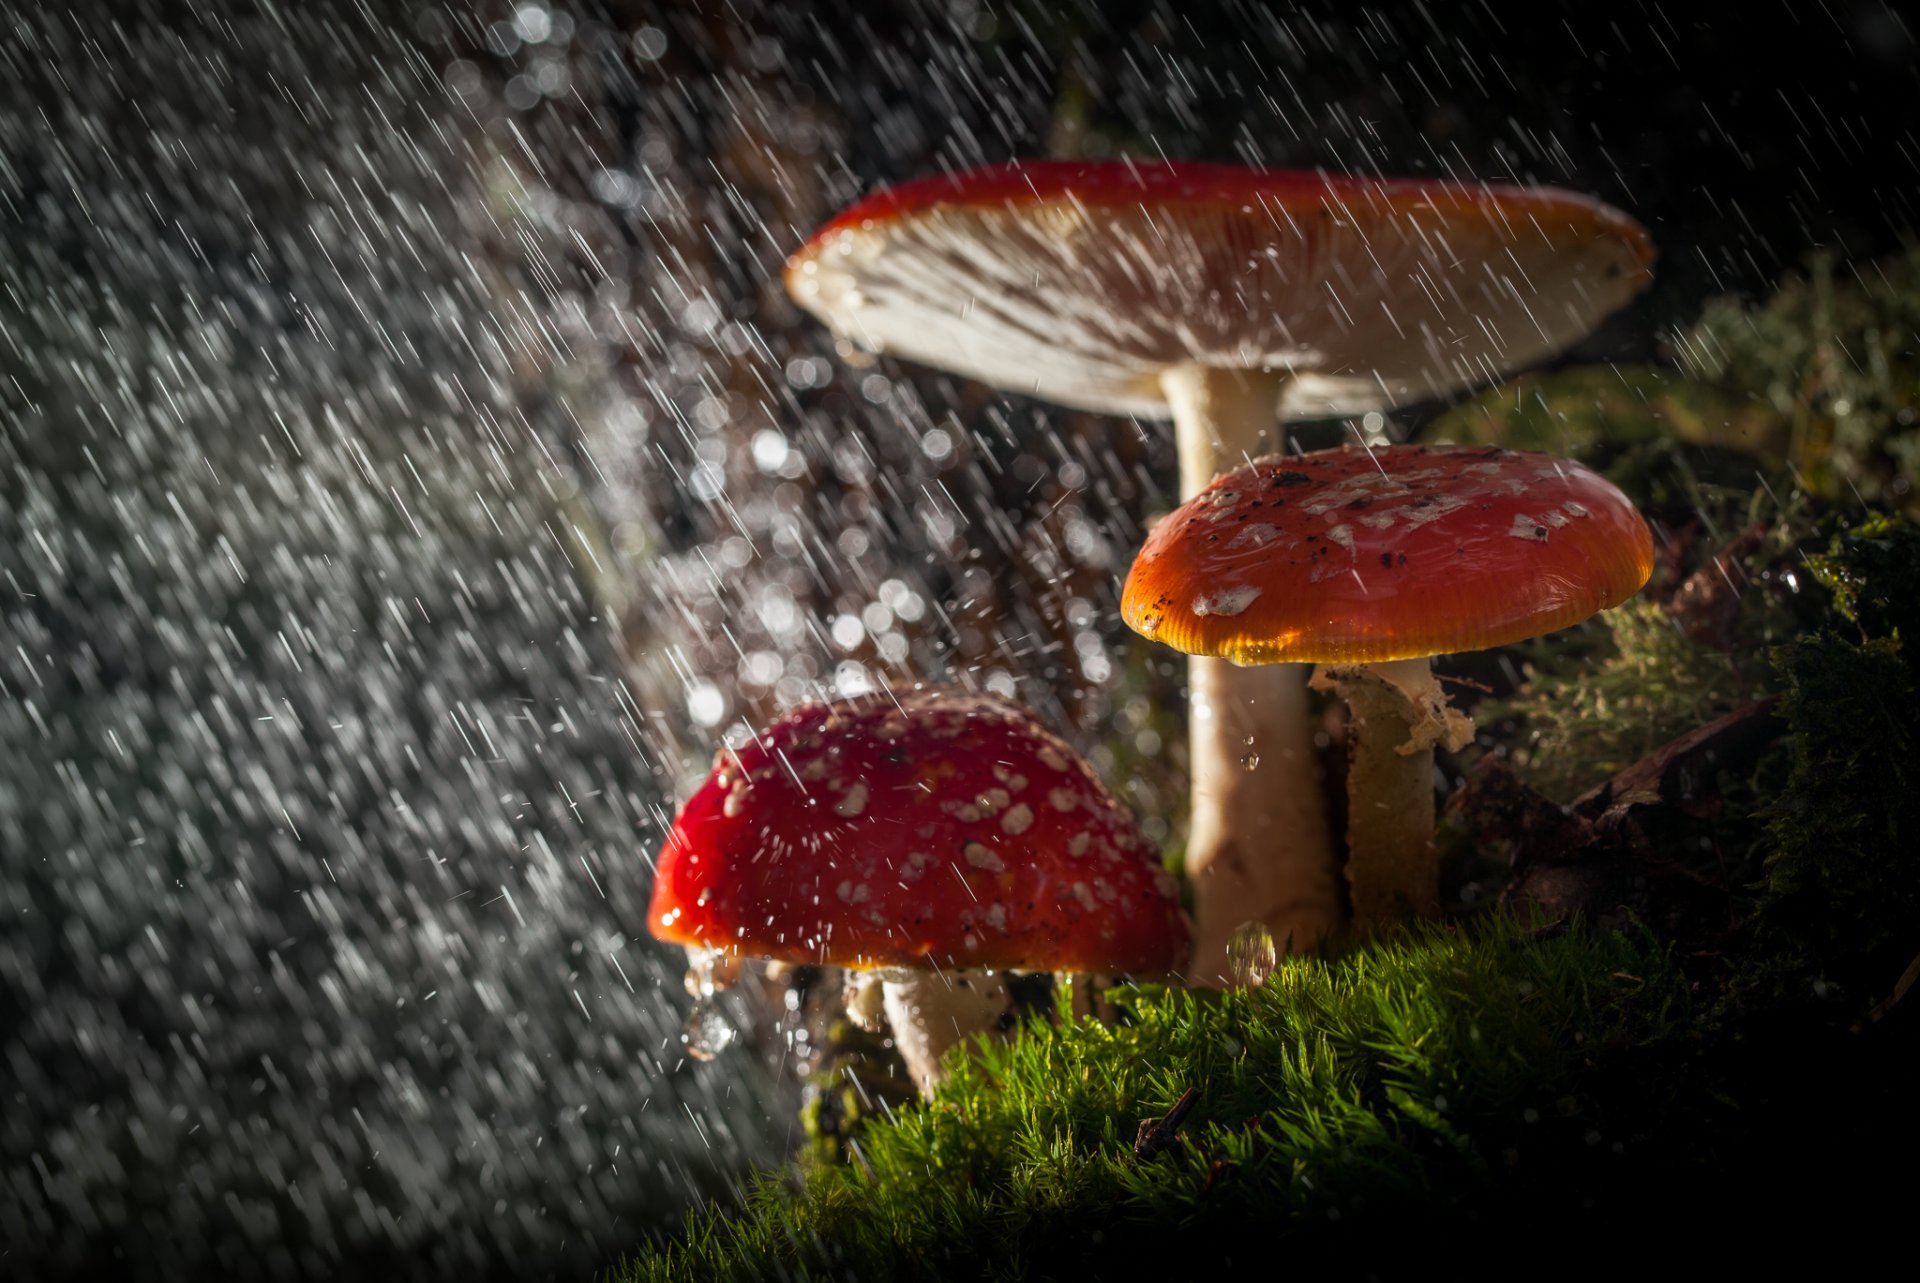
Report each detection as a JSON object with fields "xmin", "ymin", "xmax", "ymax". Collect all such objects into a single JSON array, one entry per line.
[
  {"xmin": 647, "ymin": 687, "xmax": 1188, "ymax": 973},
  {"xmin": 1122, "ymin": 444, "xmax": 1654, "ymax": 666},
  {"xmin": 784, "ymin": 159, "xmax": 1653, "ymax": 420}
]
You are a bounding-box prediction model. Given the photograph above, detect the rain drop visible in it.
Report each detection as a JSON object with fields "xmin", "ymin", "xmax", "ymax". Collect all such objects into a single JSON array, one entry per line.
[
  {"xmin": 683, "ymin": 1000, "xmax": 737, "ymax": 1062},
  {"xmin": 682, "ymin": 947, "xmax": 742, "ymax": 998}
]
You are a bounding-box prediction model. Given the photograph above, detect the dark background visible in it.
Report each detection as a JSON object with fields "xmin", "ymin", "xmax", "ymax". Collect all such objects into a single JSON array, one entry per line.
[{"xmin": 2, "ymin": 1, "xmax": 1913, "ymax": 1279}]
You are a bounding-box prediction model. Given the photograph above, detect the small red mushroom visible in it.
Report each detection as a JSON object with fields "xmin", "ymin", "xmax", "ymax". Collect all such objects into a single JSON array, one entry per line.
[
  {"xmin": 1122, "ymin": 443, "xmax": 1653, "ymax": 931},
  {"xmin": 785, "ymin": 159, "xmax": 1653, "ymax": 982},
  {"xmin": 647, "ymin": 685, "xmax": 1187, "ymax": 1092}
]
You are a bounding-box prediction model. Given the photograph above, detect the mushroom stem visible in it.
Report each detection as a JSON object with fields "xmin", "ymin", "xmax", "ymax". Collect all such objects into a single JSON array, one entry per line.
[
  {"xmin": 879, "ymin": 969, "xmax": 1014, "ymax": 1097},
  {"xmin": 1159, "ymin": 364, "xmax": 1341, "ymax": 983},
  {"xmin": 1162, "ymin": 363, "xmax": 1283, "ymax": 496},
  {"xmin": 1311, "ymin": 657, "xmax": 1474, "ymax": 933}
]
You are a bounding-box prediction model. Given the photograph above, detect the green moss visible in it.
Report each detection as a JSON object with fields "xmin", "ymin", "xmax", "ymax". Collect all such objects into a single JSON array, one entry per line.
[
  {"xmin": 618, "ymin": 921, "xmax": 1714, "ymax": 1280},
  {"xmin": 1677, "ymin": 246, "xmax": 1920, "ymax": 511},
  {"xmin": 797, "ymin": 1012, "xmax": 918, "ymax": 1170},
  {"xmin": 1761, "ymin": 517, "xmax": 1920, "ymax": 978},
  {"xmin": 1491, "ymin": 599, "xmax": 1752, "ymax": 802},
  {"xmin": 620, "ymin": 915, "xmax": 1920, "ymax": 1280},
  {"xmin": 1805, "ymin": 512, "xmax": 1920, "ymax": 643},
  {"xmin": 1484, "ymin": 487, "xmax": 1812, "ymax": 804},
  {"xmin": 1432, "ymin": 364, "xmax": 1783, "ymax": 462}
]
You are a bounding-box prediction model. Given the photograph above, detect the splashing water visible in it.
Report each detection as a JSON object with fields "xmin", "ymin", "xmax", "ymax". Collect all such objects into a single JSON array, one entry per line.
[
  {"xmin": 684, "ymin": 1003, "xmax": 740, "ymax": 1063},
  {"xmin": 682, "ymin": 949, "xmax": 743, "ymax": 1060}
]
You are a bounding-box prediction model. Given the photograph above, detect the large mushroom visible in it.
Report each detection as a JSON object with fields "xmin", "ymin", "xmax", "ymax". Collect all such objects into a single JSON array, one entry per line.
[
  {"xmin": 1122, "ymin": 443, "xmax": 1654, "ymax": 930},
  {"xmin": 784, "ymin": 159, "xmax": 1652, "ymax": 982},
  {"xmin": 647, "ymin": 685, "xmax": 1188, "ymax": 1094}
]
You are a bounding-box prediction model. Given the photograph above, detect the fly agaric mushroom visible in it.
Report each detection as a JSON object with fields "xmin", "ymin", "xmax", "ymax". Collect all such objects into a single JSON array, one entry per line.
[
  {"xmin": 647, "ymin": 685, "xmax": 1188, "ymax": 1094},
  {"xmin": 1122, "ymin": 443, "xmax": 1653, "ymax": 931},
  {"xmin": 784, "ymin": 160, "xmax": 1652, "ymax": 983}
]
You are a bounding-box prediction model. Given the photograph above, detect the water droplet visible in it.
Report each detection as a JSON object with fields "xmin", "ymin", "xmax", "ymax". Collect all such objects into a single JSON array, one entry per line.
[
  {"xmin": 1239, "ymin": 751, "xmax": 1260, "ymax": 771},
  {"xmin": 683, "ymin": 998, "xmax": 736, "ymax": 1062},
  {"xmin": 682, "ymin": 946, "xmax": 741, "ymax": 998},
  {"xmin": 1226, "ymin": 921, "xmax": 1277, "ymax": 989}
]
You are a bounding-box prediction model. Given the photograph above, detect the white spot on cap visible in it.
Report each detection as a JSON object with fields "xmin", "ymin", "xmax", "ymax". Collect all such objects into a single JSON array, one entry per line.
[
  {"xmin": 1049, "ymin": 788, "xmax": 1079, "ymax": 813},
  {"xmin": 1193, "ymin": 585, "xmax": 1261, "ymax": 617},
  {"xmin": 1508, "ymin": 514, "xmax": 1550, "ymax": 542},
  {"xmin": 1067, "ymin": 832, "xmax": 1091, "ymax": 857},
  {"xmin": 964, "ymin": 842, "xmax": 1005, "ymax": 872},
  {"xmin": 1400, "ymin": 493, "xmax": 1469, "ymax": 528},
  {"xmin": 1001, "ymin": 803, "xmax": 1034, "ymax": 836},
  {"xmin": 834, "ymin": 781, "xmax": 870, "ymax": 818},
  {"xmin": 1226, "ymin": 523, "xmax": 1282, "ymax": 551}
]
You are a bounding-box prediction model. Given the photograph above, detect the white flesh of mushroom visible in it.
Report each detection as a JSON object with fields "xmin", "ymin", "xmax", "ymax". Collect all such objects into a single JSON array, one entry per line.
[
  {"xmin": 1309, "ymin": 656, "xmax": 1474, "ymax": 931},
  {"xmin": 875, "ymin": 968, "xmax": 1014, "ymax": 1096}
]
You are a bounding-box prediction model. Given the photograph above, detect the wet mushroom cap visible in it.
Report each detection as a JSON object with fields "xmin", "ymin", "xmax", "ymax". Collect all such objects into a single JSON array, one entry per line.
[
  {"xmin": 784, "ymin": 159, "xmax": 1653, "ymax": 420},
  {"xmin": 1122, "ymin": 444, "xmax": 1654, "ymax": 666},
  {"xmin": 647, "ymin": 687, "xmax": 1188, "ymax": 973}
]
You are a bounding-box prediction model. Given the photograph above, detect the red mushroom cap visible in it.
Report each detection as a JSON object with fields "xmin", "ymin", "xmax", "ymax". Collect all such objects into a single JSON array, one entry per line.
[
  {"xmin": 647, "ymin": 687, "xmax": 1188, "ymax": 974},
  {"xmin": 1121, "ymin": 443, "xmax": 1653, "ymax": 665},
  {"xmin": 784, "ymin": 159, "xmax": 1653, "ymax": 420}
]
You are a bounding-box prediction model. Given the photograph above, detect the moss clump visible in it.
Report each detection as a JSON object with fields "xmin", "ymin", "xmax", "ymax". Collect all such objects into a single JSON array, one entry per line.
[
  {"xmin": 1432, "ymin": 364, "xmax": 1784, "ymax": 463},
  {"xmin": 618, "ymin": 922, "xmax": 1718, "ymax": 1280},
  {"xmin": 619, "ymin": 917, "xmax": 1920, "ymax": 1281},
  {"xmin": 797, "ymin": 1010, "xmax": 918, "ymax": 1170},
  {"xmin": 1677, "ymin": 247, "xmax": 1920, "ymax": 512},
  {"xmin": 1762, "ymin": 516, "xmax": 1920, "ymax": 980},
  {"xmin": 1491, "ymin": 599, "xmax": 1754, "ymax": 802},
  {"xmin": 1484, "ymin": 487, "xmax": 1812, "ymax": 804}
]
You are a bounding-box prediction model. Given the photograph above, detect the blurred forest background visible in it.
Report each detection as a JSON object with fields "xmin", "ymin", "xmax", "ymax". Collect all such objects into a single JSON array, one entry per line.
[{"xmin": 1, "ymin": 1, "xmax": 1914, "ymax": 1279}]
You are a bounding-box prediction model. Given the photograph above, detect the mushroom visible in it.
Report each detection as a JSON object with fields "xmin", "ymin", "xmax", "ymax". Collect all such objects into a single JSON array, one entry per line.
[
  {"xmin": 1121, "ymin": 443, "xmax": 1653, "ymax": 931},
  {"xmin": 647, "ymin": 685, "xmax": 1188, "ymax": 1094},
  {"xmin": 784, "ymin": 160, "xmax": 1652, "ymax": 982}
]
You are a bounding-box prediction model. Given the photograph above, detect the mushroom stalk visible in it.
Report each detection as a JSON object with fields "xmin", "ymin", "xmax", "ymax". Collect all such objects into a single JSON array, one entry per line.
[
  {"xmin": 1311, "ymin": 657, "xmax": 1473, "ymax": 933},
  {"xmin": 1159, "ymin": 364, "xmax": 1341, "ymax": 982},
  {"xmin": 879, "ymin": 969, "xmax": 1014, "ymax": 1097}
]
